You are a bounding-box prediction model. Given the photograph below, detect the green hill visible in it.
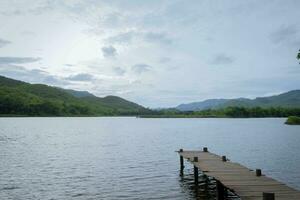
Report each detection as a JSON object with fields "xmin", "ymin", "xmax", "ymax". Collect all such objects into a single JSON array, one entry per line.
[
  {"xmin": 0, "ymin": 75, "xmax": 150, "ymax": 116},
  {"xmin": 176, "ymin": 91, "xmax": 300, "ymax": 111},
  {"xmin": 222, "ymin": 90, "xmax": 300, "ymax": 108},
  {"xmin": 63, "ymin": 89, "xmax": 95, "ymax": 98}
]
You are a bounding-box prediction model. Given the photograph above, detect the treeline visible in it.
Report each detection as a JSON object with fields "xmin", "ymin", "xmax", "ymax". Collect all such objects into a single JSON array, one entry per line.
[
  {"xmin": 143, "ymin": 107, "xmax": 300, "ymax": 118},
  {"xmin": 220, "ymin": 107, "xmax": 300, "ymax": 117},
  {"xmin": 0, "ymin": 86, "xmax": 91, "ymax": 116},
  {"xmin": 0, "ymin": 86, "xmax": 153, "ymax": 116},
  {"xmin": 1, "ymin": 86, "xmax": 299, "ymax": 117},
  {"xmin": 0, "ymin": 75, "xmax": 156, "ymax": 117},
  {"xmin": 1, "ymin": 75, "xmax": 300, "ymax": 117}
]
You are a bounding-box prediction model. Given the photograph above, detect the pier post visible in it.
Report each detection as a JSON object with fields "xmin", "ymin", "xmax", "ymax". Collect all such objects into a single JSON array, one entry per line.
[
  {"xmin": 194, "ymin": 165, "xmax": 199, "ymax": 184},
  {"xmin": 222, "ymin": 156, "xmax": 226, "ymax": 162},
  {"xmin": 179, "ymin": 149, "xmax": 184, "ymax": 176},
  {"xmin": 203, "ymin": 147, "xmax": 208, "ymax": 152},
  {"xmin": 263, "ymin": 192, "xmax": 275, "ymax": 200},
  {"xmin": 194, "ymin": 156, "xmax": 198, "ymax": 162},
  {"xmin": 203, "ymin": 174, "xmax": 209, "ymax": 191},
  {"xmin": 256, "ymin": 169, "xmax": 262, "ymax": 177},
  {"xmin": 194, "ymin": 156, "xmax": 199, "ymax": 184},
  {"xmin": 216, "ymin": 180, "xmax": 225, "ymax": 200}
]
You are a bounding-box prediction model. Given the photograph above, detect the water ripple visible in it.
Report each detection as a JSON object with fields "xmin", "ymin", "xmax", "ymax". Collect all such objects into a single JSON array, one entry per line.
[{"xmin": 0, "ymin": 117, "xmax": 299, "ymax": 199}]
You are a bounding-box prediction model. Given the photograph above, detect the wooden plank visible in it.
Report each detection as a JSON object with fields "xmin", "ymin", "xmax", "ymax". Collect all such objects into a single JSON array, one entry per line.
[
  {"xmin": 241, "ymin": 196, "xmax": 300, "ymax": 200},
  {"xmin": 178, "ymin": 150, "xmax": 300, "ymax": 200},
  {"xmin": 232, "ymin": 185, "xmax": 298, "ymax": 192}
]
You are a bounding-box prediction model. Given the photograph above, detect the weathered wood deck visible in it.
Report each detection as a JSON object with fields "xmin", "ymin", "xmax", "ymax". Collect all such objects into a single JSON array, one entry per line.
[{"xmin": 177, "ymin": 149, "xmax": 300, "ymax": 200}]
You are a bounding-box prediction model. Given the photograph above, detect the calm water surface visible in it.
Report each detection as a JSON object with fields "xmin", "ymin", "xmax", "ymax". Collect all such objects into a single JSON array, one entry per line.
[{"xmin": 0, "ymin": 117, "xmax": 299, "ymax": 199}]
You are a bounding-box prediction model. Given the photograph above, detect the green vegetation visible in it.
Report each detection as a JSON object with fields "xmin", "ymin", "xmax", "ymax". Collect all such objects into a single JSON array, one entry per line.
[
  {"xmin": 141, "ymin": 107, "xmax": 300, "ymax": 118},
  {"xmin": 0, "ymin": 75, "xmax": 152, "ymax": 116},
  {"xmin": 1, "ymin": 75, "xmax": 300, "ymax": 118},
  {"xmin": 176, "ymin": 90, "xmax": 300, "ymax": 111},
  {"xmin": 285, "ymin": 116, "xmax": 300, "ymax": 125}
]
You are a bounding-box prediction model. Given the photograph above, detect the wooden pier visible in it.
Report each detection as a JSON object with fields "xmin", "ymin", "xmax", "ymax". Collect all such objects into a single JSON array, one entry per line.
[{"xmin": 177, "ymin": 148, "xmax": 300, "ymax": 200}]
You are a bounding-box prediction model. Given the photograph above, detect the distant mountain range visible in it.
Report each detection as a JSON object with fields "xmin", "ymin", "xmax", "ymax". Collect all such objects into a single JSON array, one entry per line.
[
  {"xmin": 176, "ymin": 90, "xmax": 300, "ymax": 111},
  {"xmin": 1, "ymin": 75, "xmax": 300, "ymax": 116},
  {"xmin": 0, "ymin": 75, "xmax": 149, "ymax": 116}
]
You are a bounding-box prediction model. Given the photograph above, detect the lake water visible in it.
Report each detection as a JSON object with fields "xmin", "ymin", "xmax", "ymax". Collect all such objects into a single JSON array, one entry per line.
[{"xmin": 0, "ymin": 117, "xmax": 299, "ymax": 199}]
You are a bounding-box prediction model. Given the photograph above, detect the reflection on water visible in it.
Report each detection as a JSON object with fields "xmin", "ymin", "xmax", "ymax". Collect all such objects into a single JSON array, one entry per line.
[
  {"xmin": 178, "ymin": 165, "xmax": 240, "ymax": 200},
  {"xmin": 0, "ymin": 117, "xmax": 299, "ymax": 199}
]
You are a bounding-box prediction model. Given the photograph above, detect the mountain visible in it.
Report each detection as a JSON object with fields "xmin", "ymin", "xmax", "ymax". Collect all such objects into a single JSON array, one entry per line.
[
  {"xmin": 63, "ymin": 89, "xmax": 95, "ymax": 98},
  {"xmin": 176, "ymin": 90, "xmax": 300, "ymax": 111},
  {"xmin": 0, "ymin": 75, "xmax": 149, "ymax": 116},
  {"xmin": 177, "ymin": 99, "xmax": 228, "ymax": 111},
  {"xmin": 223, "ymin": 91, "xmax": 300, "ymax": 108}
]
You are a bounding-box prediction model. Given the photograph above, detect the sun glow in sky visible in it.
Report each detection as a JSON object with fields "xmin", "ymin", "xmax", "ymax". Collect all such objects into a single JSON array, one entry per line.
[{"xmin": 0, "ymin": 0, "xmax": 299, "ymax": 107}]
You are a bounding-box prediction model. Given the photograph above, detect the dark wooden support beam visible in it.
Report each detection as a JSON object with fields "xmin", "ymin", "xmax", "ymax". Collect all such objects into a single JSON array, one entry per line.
[
  {"xmin": 179, "ymin": 149, "xmax": 184, "ymax": 176},
  {"xmin": 194, "ymin": 156, "xmax": 198, "ymax": 162},
  {"xmin": 216, "ymin": 180, "xmax": 225, "ymax": 200},
  {"xmin": 180, "ymin": 156, "xmax": 184, "ymax": 176},
  {"xmin": 256, "ymin": 169, "xmax": 262, "ymax": 177},
  {"xmin": 194, "ymin": 165, "xmax": 199, "ymax": 184},
  {"xmin": 263, "ymin": 192, "xmax": 275, "ymax": 200},
  {"xmin": 222, "ymin": 156, "xmax": 226, "ymax": 162},
  {"xmin": 193, "ymin": 156, "xmax": 199, "ymax": 183},
  {"xmin": 203, "ymin": 147, "xmax": 208, "ymax": 152}
]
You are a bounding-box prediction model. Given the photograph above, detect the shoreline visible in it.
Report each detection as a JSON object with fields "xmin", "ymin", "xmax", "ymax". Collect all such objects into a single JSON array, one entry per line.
[{"xmin": 0, "ymin": 114, "xmax": 288, "ymax": 119}]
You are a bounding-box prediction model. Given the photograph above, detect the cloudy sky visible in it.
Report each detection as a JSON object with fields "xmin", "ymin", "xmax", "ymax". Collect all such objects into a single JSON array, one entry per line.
[{"xmin": 0, "ymin": 0, "xmax": 299, "ymax": 107}]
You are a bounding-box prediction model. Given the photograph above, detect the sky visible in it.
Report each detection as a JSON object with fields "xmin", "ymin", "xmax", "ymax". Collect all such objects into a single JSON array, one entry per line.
[{"xmin": 0, "ymin": 0, "xmax": 299, "ymax": 108}]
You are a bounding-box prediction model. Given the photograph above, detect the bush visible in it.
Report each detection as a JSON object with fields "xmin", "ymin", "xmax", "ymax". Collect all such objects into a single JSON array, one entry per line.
[{"xmin": 285, "ymin": 116, "xmax": 300, "ymax": 125}]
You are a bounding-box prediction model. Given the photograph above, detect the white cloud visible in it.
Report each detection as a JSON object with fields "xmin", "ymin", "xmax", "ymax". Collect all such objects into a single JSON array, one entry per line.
[
  {"xmin": 113, "ymin": 66, "xmax": 126, "ymax": 76},
  {"xmin": 105, "ymin": 30, "xmax": 173, "ymax": 45},
  {"xmin": 211, "ymin": 54, "xmax": 234, "ymax": 65},
  {"xmin": 0, "ymin": 38, "xmax": 11, "ymax": 48},
  {"xmin": 101, "ymin": 46, "xmax": 117, "ymax": 58},
  {"xmin": 131, "ymin": 64, "xmax": 152, "ymax": 74},
  {"xmin": 0, "ymin": 65, "xmax": 67, "ymax": 86},
  {"xmin": 270, "ymin": 25, "xmax": 300, "ymax": 46},
  {"xmin": 0, "ymin": 0, "xmax": 300, "ymax": 107},
  {"xmin": 66, "ymin": 73, "xmax": 94, "ymax": 81},
  {"xmin": 0, "ymin": 57, "xmax": 41, "ymax": 64}
]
